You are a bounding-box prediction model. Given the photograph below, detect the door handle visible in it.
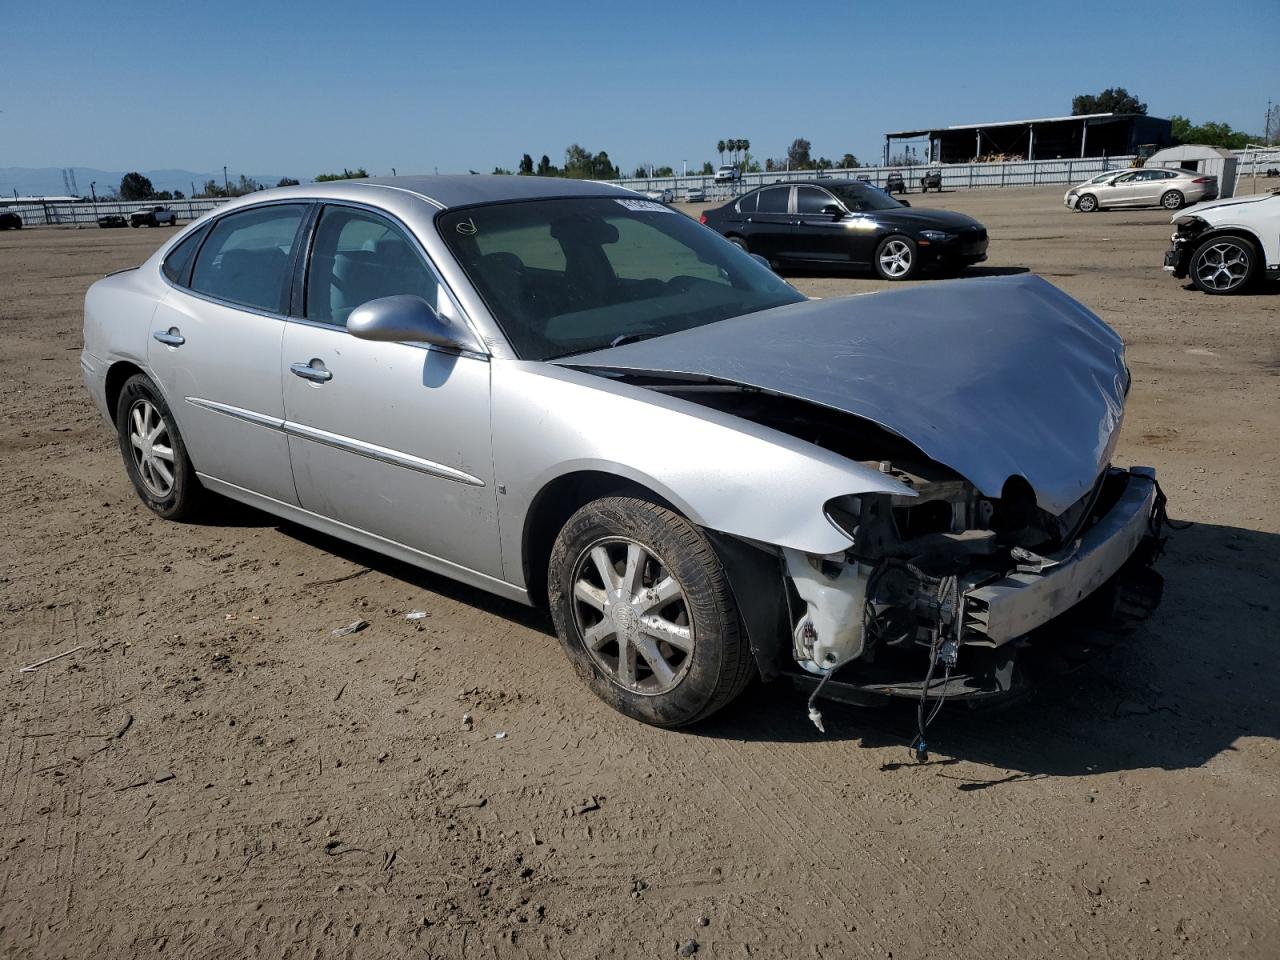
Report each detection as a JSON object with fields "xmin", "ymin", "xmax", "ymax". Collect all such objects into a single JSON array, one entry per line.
[
  {"xmin": 290, "ymin": 360, "xmax": 333, "ymax": 383},
  {"xmin": 152, "ymin": 328, "xmax": 185, "ymax": 347}
]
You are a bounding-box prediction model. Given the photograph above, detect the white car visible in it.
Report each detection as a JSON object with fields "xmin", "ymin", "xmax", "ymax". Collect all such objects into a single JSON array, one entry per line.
[
  {"xmin": 1163, "ymin": 191, "xmax": 1280, "ymax": 294},
  {"xmin": 714, "ymin": 165, "xmax": 741, "ymax": 183},
  {"xmin": 1065, "ymin": 168, "xmax": 1217, "ymax": 212},
  {"xmin": 641, "ymin": 188, "xmax": 674, "ymax": 204},
  {"xmin": 685, "ymin": 186, "xmax": 706, "ymax": 203}
]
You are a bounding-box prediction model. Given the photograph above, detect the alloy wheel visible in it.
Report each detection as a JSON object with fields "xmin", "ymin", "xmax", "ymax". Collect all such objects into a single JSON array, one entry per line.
[
  {"xmin": 571, "ymin": 537, "xmax": 694, "ymax": 696},
  {"xmin": 1194, "ymin": 242, "xmax": 1251, "ymax": 292},
  {"xmin": 879, "ymin": 239, "xmax": 913, "ymax": 278},
  {"xmin": 128, "ymin": 398, "xmax": 176, "ymax": 498}
]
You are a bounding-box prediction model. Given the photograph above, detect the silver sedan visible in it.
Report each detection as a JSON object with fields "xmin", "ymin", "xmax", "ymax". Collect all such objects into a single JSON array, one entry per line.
[
  {"xmin": 82, "ymin": 176, "xmax": 1167, "ymax": 734},
  {"xmin": 1064, "ymin": 167, "xmax": 1217, "ymax": 212}
]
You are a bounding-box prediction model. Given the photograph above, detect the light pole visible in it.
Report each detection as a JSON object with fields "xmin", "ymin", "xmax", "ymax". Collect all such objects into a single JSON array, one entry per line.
[
  {"xmin": 223, "ymin": 166, "xmax": 229, "ymax": 194},
  {"xmin": 90, "ymin": 181, "xmax": 97, "ymax": 218}
]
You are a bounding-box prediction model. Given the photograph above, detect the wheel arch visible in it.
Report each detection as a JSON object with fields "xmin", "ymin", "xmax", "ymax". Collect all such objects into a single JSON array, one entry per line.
[
  {"xmin": 521, "ymin": 468, "xmax": 790, "ymax": 681},
  {"xmin": 104, "ymin": 359, "xmax": 148, "ymax": 419}
]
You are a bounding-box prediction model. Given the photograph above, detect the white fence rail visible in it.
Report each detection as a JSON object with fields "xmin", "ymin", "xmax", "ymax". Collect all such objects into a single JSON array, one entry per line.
[
  {"xmin": 2, "ymin": 198, "xmax": 229, "ymax": 227},
  {"xmin": 616, "ymin": 156, "xmax": 1139, "ymax": 200}
]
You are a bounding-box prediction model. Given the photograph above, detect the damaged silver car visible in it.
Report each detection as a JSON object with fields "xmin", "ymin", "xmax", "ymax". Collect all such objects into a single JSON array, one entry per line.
[{"xmin": 81, "ymin": 176, "xmax": 1167, "ymax": 740}]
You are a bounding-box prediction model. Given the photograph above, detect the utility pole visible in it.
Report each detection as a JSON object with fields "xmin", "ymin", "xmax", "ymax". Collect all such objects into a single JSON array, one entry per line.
[
  {"xmin": 89, "ymin": 181, "xmax": 96, "ymax": 203},
  {"xmin": 223, "ymin": 166, "xmax": 229, "ymax": 193}
]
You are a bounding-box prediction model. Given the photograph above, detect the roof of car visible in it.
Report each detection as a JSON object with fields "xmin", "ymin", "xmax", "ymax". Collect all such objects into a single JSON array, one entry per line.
[{"xmin": 355, "ymin": 174, "xmax": 633, "ymax": 209}]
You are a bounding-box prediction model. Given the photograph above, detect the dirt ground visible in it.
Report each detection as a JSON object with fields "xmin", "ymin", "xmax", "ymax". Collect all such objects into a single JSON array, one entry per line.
[{"xmin": 2, "ymin": 185, "xmax": 1278, "ymax": 960}]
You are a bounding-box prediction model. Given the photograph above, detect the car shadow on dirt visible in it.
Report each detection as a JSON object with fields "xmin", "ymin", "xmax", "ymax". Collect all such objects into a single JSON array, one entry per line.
[{"xmin": 249, "ymin": 510, "xmax": 1276, "ymax": 782}]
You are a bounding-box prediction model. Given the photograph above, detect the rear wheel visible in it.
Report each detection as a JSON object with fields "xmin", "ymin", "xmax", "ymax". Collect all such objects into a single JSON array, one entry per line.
[
  {"xmin": 115, "ymin": 374, "xmax": 204, "ymax": 520},
  {"xmin": 1190, "ymin": 234, "xmax": 1258, "ymax": 295},
  {"xmin": 726, "ymin": 235, "xmax": 749, "ymax": 253},
  {"xmin": 1160, "ymin": 190, "xmax": 1185, "ymax": 210},
  {"xmin": 1076, "ymin": 193, "xmax": 1098, "ymax": 212},
  {"xmin": 874, "ymin": 234, "xmax": 919, "ymax": 280},
  {"xmin": 548, "ymin": 497, "xmax": 753, "ymax": 727}
]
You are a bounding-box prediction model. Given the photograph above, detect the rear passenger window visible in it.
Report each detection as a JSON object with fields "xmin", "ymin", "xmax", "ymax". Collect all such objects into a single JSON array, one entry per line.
[
  {"xmin": 190, "ymin": 204, "xmax": 307, "ymax": 312},
  {"xmin": 161, "ymin": 226, "xmax": 206, "ymax": 285},
  {"xmin": 305, "ymin": 206, "xmax": 440, "ymax": 326},
  {"xmin": 757, "ymin": 187, "xmax": 790, "ymax": 214}
]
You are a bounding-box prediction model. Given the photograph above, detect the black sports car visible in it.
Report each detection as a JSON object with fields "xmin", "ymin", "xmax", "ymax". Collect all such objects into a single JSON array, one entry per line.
[
  {"xmin": 0, "ymin": 211, "xmax": 22, "ymax": 230},
  {"xmin": 97, "ymin": 214, "xmax": 128, "ymax": 228},
  {"xmin": 699, "ymin": 179, "xmax": 987, "ymax": 280}
]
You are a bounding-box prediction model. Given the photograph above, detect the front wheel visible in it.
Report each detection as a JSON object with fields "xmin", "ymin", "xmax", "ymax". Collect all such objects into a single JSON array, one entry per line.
[
  {"xmin": 548, "ymin": 497, "xmax": 753, "ymax": 727},
  {"xmin": 1160, "ymin": 190, "xmax": 1185, "ymax": 210},
  {"xmin": 1076, "ymin": 193, "xmax": 1098, "ymax": 213},
  {"xmin": 874, "ymin": 234, "xmax": 919, "ymax": 280},
  {"xmin": 1190, "ymin": 235, "xmax": 1258, "ymax": 295},
  {"xmin": 115, "ymin": 374, "xmax": 204, "ymax": 520}
]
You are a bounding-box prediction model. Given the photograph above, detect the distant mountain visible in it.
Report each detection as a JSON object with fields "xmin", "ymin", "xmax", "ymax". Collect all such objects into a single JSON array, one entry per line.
[{"xmin": 0, "ymin": 167, "xmax": 304, "ymax": 198}]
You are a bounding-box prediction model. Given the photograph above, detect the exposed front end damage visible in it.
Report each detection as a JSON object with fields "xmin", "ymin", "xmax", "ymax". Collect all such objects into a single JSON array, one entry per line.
[{"xmin": 780, "ymin": 465, "xmax": 1165, "ymax": 748}]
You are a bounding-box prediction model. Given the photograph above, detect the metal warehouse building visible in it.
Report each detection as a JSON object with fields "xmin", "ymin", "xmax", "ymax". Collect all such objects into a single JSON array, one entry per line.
[{"xmin": 884, "ymin": 113, "xmax": 1173, "ymax": 164}]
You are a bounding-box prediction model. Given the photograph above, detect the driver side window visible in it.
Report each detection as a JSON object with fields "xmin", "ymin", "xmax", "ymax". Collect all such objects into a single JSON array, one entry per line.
[{"xmin": 304, "ymin": 206, "xmax": 439, "ymax": 327}]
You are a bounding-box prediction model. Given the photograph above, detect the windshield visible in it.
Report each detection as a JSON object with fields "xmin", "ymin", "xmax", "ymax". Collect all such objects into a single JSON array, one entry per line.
[
  {"xmin": 825, "ymin": 181, "xmax": 906, "ymax": 212},
  {"xmin": 437, "ymin": 197, "xmax": 805, "ymax": 360}
]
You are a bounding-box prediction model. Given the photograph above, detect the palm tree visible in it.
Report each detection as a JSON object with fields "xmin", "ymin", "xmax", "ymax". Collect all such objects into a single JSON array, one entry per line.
[
  {"xmin": 741, "ymin": 139, "xmax": 751, "ymax": 169},
  {"xmin": 716, "ymin": 140, "xmax": 726, "ymax": 164}
]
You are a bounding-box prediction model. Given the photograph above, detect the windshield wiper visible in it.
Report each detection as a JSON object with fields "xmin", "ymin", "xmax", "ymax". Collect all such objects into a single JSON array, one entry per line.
[{"xmin": 609, "ymin": 332, "xmax": 659, "ymax": 348}]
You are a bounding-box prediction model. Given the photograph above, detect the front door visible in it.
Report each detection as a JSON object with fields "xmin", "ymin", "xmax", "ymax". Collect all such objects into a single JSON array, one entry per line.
[
  {"xmin": 280, "ymin": 203, "xmax": 502, "ymax": 579},
  {"xmin": 148, "ymin": 202, "xmax": 310, "ymax": 506},
  {"xmin": 791, "ymin": 186, "xmax": 851, "ymax": 262}
]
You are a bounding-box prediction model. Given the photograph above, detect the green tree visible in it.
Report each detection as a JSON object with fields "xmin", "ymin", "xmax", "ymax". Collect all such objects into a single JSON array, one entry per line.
[
  {"xmin": 1072, "ymin": 87, "xmax": 1147, "ymax": 116},
  {"xmin": 276, "ymin": 177, "xmax": 300, "ymax": 187},
  {"xmin": 173, "ymin": 190, "xmax": 185, "ymax": 200},
  {"xmin": 200, "ymin": 179, "xmax": 225, "ymax": 198},
  {"xmin": 314, "ymin": 168, "xmax": 369, "ymax": 182},
  {"xmin": 563, "ymin": 144, "xmax": 593, "ymax": 178},
  {"xmin": 119, "ymin": 172, "xmax": 154, "ymax": 201},
  {"xmin": 492, "ymin": 166, "xmax": 513, "ymax": 175},
  {"xmin": 593, "ymin": 151, "xmax": 618, "ymax": 179},
  {"xmin": 1169, "ymin": 115, "xmax": 1257, "ymax": 150},
  {"xmin": 699, "ymin": 161, "xmax": 713, "ymax": 175},
  {"xmin": 787, "ymin": 138, "xmax": 812, "ymax": 170},
  {"xmin": 536, "ymin": 154, "xmax": 556, "ymax": 177},
  {"xmin": 653, "ymin": 165, "xmax": 674, "ymax": 177},
  {"xmin": 716, "ymin": 140, "xmax": 726, "ymax": 164},
  {"xmin": 840, "ymin": 153, "xmax": 859, "ymax": 169},
  {"xmin": 518, "ymin": 154, "xmax": 534, "ymax": 175}
]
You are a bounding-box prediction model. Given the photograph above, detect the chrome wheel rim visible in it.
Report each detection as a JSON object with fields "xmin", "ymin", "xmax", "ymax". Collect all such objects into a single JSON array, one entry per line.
[
  {"xmin": 1079, "ymin": 196, "xmax": 1095, "ymax": 211},
  {"xmin": 571, "ymin": 538, "xmax": 694, "ymax": 696},
  {"xmin": 1162, "ymin": 192, "xmax": 1182, "ymax": 209},
  {"xmin": 879, "ymin": 239, "xmax": 913, "ymax": 277},
  {"xmin": 128, "ymin": 398, "xmax": 176, "ymax": 498},
  {"xmin": 1194, "ymin": 242, "xmax": 1249, "ymax": 291}
]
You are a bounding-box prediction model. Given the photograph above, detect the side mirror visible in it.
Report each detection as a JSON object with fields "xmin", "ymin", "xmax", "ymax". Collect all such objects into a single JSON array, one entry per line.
[
  {"xmin": 898, "ymin": 198, "xmax": 911, "ymax": 207},
  {"xmin": 348, "ymin": 295, "xmax": 481, "ymax": 353},
  {"xmin": 820, "ymin": 204, "xmax": 844, "ymax": 218}
]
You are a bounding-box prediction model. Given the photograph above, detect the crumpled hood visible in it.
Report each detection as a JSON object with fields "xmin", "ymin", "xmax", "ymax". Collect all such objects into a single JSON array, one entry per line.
[{"xmin": 560, "ymin": 275, "xmax": 1128, "ymax": 517}]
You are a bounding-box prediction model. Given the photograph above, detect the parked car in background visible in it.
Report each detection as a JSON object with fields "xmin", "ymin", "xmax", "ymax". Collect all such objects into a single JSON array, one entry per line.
[
  {"xmin": 131, "ymin": 205, "xmax": 178, "ymax": 227},
  {"xmin": 640, "ymin": 188, "xmax": 674, "ymax": 204},
  {"xmin": 0, "ymin": 211, "xmax": 23, "ymax": 230},
  {"xmin": 885, "ymin": 171, "xmax": 906, "ymax": 194},
  {"xmin": 684, "ymin": 185, "xmax": 706, "ymax": 203},
  {"xmin": 1065, "ymin": 169, "xmax": 1216, "ymax": 212},
  {"xmin": 700, "ymin": 179, "xmax": 986, "ymax": 279},
  {"xmin": 1164, "ymin": 191, "xmax": 1280, "ymax": 294},
  {"xmin": 919, "ymin": 169, "xmax": 943, "ymax": 192},
  {"xmin": 81, "ymin": 175, "xmax": 1164, "ymax": 734},
  {"xmin": 714, "ymin": 165, "xmax": 741, "ymax": 183},
  {"xmin": 97, "ymin": 213, "xmax": 128, "ymax": 228}
]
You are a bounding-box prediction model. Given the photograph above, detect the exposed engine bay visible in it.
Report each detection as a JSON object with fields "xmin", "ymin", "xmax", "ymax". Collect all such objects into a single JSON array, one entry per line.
[{"xmin": 623, "ymin": 374, "xmax": 1169, "ymax": 757}]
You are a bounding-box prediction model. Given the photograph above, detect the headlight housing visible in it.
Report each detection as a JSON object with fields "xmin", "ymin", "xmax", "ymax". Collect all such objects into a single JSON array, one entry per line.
[{"xmin": 918, "ymin": 230, "xmax": 954, "ymax": 242}]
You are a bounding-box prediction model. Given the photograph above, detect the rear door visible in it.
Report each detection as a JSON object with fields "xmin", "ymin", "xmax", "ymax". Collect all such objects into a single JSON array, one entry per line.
[
  {"xmin": 279, "ymin": 202, "xmax": 502, "ymax": 579},
  {"xmin": 148, "ymin": 202, "xmax": 309, "ymax": 505},
  {"xmin": 745, "ymin": 186, "xmax": 794, "ymax": 260}
]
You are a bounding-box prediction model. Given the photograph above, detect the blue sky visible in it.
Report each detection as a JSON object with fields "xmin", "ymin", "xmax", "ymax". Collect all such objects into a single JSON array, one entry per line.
[{"xmin": 3, "ymin": 0, "xmax": 1276, "ymax": 178}]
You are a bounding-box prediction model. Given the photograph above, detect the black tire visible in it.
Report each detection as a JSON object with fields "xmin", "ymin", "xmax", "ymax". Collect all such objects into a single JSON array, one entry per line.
[
  {"xmin": 548, "ymin": 496, "xmax": 753, "ymax": 728},
  {"xmin": 1076, "ymin": 193, "xmax": 1098, "ymax": 213},
  {"xmin": 873, "ymin": 234, "xmax": 919, "ymax": 281},
  {"xmin": 1160, "ymin": 190, "xmax": 1185, "ymax": 210},
  {"xmin": 130, "ymin": 222, "xmax": 139, "ymax": 228},
  {"xmin": 726, "ymin": 235, "xmax": 749, "ymax": 252},
  {"xmin": 114, "ymin": 374, "xmax": 204, "ymax": 520},
  {"xmin": 1188, "ymin": 234, "xmax": 1259, "ymax": 295}
]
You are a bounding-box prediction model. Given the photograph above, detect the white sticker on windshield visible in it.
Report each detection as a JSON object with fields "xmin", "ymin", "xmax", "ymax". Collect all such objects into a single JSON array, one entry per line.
[{"xmin": 614, "ymin": 198, "xmax": 676, "ymax": 214}]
